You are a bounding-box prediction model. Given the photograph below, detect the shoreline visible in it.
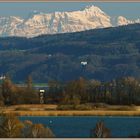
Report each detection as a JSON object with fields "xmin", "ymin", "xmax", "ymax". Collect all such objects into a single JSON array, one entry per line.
[
  {"xmin": 1, "ymin": 104, "xmax": 140, "ymax": 116},
  {"xmin": 3, "ymin": 110, "xmax": 140, "ymax": 116}
]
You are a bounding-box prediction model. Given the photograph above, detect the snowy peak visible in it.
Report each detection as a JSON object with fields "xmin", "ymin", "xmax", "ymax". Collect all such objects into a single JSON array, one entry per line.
[
  {"xmin": 117, "ymin": 16, "xmax": 133, "ymax": 25},
  {"xmin": 0, "ymin": 5, "xmax": 139, "ymax": 38},
  {"xmin": 117, "ymin": 16, "xmax": 140, "ymax": 26},
  {"xmin": 84, "ymin": 5, "xmax": 103, "ymax": 12},
  {"xmin": 0, "ymin": 16, "xmax": 23, "ymax": 36},
  {"xmin": 83, "ymin": 5, "xmax": 107, "ymax": 15}
]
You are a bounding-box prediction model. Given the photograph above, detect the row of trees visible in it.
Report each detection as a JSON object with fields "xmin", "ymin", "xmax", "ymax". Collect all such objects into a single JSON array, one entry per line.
[
  {"xmin": 0, "ymin": 75, "xmax": 140, "ymax": 106},
  {"xmin": 47, "ymin": 76, "xmax": 140, "ymax": 105},
  {"xmin": 0, "ymin": 76, "xmax": 39, "ymax": 106}
]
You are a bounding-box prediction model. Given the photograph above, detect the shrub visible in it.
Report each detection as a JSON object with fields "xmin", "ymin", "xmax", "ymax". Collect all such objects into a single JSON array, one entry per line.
[
  {"xmin": 93, "ymin": 103, "xmax": 109, "ymax": 108},
  {"xmin": 0, "ymin": 113, "xmax": 24, "ymax": 138},
  {"xmin": 57, "ymin": 105, "xmax": 75, "ymax": 110},
  {"xmin": 23, "ymin": 123, "xmax": 55, "ymax": 138},
  {"xmin": 90, "ymin": 121, "xmax": 111, "ymax": 138},
  {"xmin": 15, "ymin": 107, "xmax": 30, "ymax": 111},
  {"xmin": 0, "ymin": 100, "xmax": 4, "ymax": 106},
  {"xmin": 75, "ymin": 104, "xmax": 92, "ymax": 110}
]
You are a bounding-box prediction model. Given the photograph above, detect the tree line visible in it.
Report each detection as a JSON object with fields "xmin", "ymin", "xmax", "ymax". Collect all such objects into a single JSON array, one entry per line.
[
  {"xmin": 0, "ymin": 75, "xmax": 39, "ymax": 106},
  {"xmin": 0, "ymin": 76, "xmax": 140, "ymax": 106},
  {"xmin": 47, "ymin": 76, "xmax": 140, "ymax": 105}
]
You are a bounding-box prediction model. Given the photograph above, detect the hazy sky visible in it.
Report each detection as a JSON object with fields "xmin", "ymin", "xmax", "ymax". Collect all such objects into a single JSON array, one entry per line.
[{"xmin": 0, "ymin": 2, "xmax": 139, "ymax": 20}]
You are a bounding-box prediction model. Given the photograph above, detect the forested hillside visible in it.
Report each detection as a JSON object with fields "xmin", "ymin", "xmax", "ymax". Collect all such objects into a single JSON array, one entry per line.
[{"xmin": 0, "ymin": 24, "xmax": 140, "ymax": 82}]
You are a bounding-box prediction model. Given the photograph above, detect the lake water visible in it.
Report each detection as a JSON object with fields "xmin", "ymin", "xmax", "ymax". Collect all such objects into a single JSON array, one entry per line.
[{"xmin": 20, "ymin": 116, "xmax": 140, "ymax": 138}]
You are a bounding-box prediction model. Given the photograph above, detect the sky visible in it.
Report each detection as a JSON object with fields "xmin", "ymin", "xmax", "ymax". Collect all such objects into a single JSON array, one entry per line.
[{"xmin": 0, "ymin": 2, "xmax": 139, "ymax": 20}]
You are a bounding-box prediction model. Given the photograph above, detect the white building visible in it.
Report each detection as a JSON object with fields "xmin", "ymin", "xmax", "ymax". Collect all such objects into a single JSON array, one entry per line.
[
  {"xmin": 0, "ymin": 75, "xmax": 6, "ymax": 80},
  {"xmin": 81, "ymin": 61, "xmax": 87, "ymax": 66}
]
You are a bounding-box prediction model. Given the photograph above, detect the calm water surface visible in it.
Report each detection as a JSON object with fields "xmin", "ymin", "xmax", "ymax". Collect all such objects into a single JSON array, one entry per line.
[{"xmin": 20, "ymin": 116, "xmax": 140, "ymax": 138}]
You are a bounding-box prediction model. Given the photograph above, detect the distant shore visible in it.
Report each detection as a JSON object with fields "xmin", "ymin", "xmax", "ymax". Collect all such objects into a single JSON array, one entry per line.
[{"xmin": 1, "ymin": 104, "xmax": 140, "ymax": 116}]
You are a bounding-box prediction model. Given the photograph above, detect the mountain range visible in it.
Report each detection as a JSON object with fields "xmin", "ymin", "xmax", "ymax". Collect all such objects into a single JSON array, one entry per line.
[{"xmin": 0, "ymin": 5, "xmax": 140, "ymax": 37}]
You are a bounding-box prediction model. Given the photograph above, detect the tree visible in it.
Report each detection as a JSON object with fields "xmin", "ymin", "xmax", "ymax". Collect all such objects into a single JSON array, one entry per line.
[
  {"xmin": 87, "ymin": 80, "xmax": 101, "ymax": 103},
  {"xmin": 1, "ymin": 76, "xmax": 18, "ymax": 105},
  {"xmin": 78, "ymin": 77, "xmax": 87, "ymax": 102},
  {"xmin": 29, "ymin": 124, "xmax": 44, "ymax": 138},
  {"xmin": 0, "ymin": 114, "xmax": 24, "ymax": 138},
  {"xmin": 23, "ymin": 123, "xmax": 55, "ymax": 138},
  {"xmin": 26, "ymin": 75, "xmax": 33, "ymax": 90},
  {"xmin": 24, "ymin": 75, "xmax": 39, "ymax": 104},
  {"xmin": 0, "ymin": 114, "xmax": 55, "ymax": 138},
  {"xmin": 31, "ymin": 124, "xmax": 54, "ymax": 138},
  {"xmin": 22, "ymin": 120, "xmax": 33, "ymax": 138},
  {"xmin": 0, "ymin": 90, "xmax": 4, "ymax": 106},
  {"xmin": 47, "ymin": 80, "xmax": 63, "ymax": 103},
  {"xmin": 90, "ymin": 121, "xmax": 111, "ymax": 138}
]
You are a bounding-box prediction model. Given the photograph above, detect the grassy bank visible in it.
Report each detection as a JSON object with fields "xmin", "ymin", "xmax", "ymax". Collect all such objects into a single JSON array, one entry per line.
[
  {"xmin": 1, "ymin": 104, "xmax": 140, "ymax": 116},
  {"xmin": 3, "ymin": 110, "xmax": 140, "ymax": 116}
]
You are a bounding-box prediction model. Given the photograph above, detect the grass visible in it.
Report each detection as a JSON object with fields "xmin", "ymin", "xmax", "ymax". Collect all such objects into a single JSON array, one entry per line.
[
  {"xmin": 1, "ymin": 104, "xmax": 140, "ymax": 116},
  {"xmin": 3, "ymin": 110, "xmax": 140, "ymax": 116}
]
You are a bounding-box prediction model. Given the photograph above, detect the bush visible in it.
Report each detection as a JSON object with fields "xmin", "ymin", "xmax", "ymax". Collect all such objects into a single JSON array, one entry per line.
[
  {"xmin": 0, "ymin": 114, "xmax": 55, "ymax": 138},
  {"xmin": 15, "ymin": 107, "xmax": 30, "ymax": 111},
  {"xmin": 93, "ymin": 103, "xmax": 109, "ymax": 108},
  {"xmin": 26, "ymin": 124, "xmax": 55, "ymax": 138},
  {"xmin": 0, "ymin": 113, "xmax": 24, "ymax": 138},
  {"xmin": 57, "ymin": 105, "xmax": 75, "ymax": 110},
  {"xmin": 75, "ymin": 104, "xmax": 93, "ymax": 110},
  {"xmin": 90, "ymin": 121, "xmax": 111, "ymax": 138},
  {"xmin": 0, "ymin": 100, "xmax": 4, "ymax": 106},
  {"xmin": 57, "ymin": 103, "xmax": 93, "ymax": 110}
]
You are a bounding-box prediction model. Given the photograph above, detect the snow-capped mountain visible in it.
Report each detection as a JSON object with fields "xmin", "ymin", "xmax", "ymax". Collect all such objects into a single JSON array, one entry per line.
[
  {"xmin": 0, "ymin": 5, "xmax": 139, "ymax": 38},
  {"xmin": 117, "ymin": 16, "xmax": 140, "ymax": 26}
]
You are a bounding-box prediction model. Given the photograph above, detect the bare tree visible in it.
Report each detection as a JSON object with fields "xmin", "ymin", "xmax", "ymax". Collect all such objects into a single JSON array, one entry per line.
[
  {"xmin": 90, "ymin": 121, "xmax": 111, "ymax": 138},
  {"xmin": 0, "ymin": 114, "xmax": 24, "ymax": 138},
  {"xmin": 23, "ymin": 122, "xmax": 55, "ymax": 138}
]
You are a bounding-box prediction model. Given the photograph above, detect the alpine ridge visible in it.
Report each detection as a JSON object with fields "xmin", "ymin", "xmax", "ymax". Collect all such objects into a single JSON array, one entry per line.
[{"xmin": 0, "ymin": 5, "xmax": 139, "ymax": 37}]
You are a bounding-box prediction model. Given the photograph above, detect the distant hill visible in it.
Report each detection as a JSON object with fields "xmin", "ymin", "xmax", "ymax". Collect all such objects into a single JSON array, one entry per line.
[{"xmin": 0, "ymin": 24, "xmax": 140, "ymax": 82}]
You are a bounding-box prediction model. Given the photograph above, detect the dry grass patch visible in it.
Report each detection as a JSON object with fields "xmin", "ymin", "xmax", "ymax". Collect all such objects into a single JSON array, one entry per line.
[
  {"xmin": 1, "ymin": 104, "xmax": 140, "ymax": 116},
  {"xmin": 4, "ymin": 110, "xmax": 140, "ymax": 116}
]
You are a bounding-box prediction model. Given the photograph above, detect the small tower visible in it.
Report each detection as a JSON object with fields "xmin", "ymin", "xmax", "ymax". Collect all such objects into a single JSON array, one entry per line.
[{"xmin": 39, "ymin": 89, "xmax": 45, "ymax": 104}]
